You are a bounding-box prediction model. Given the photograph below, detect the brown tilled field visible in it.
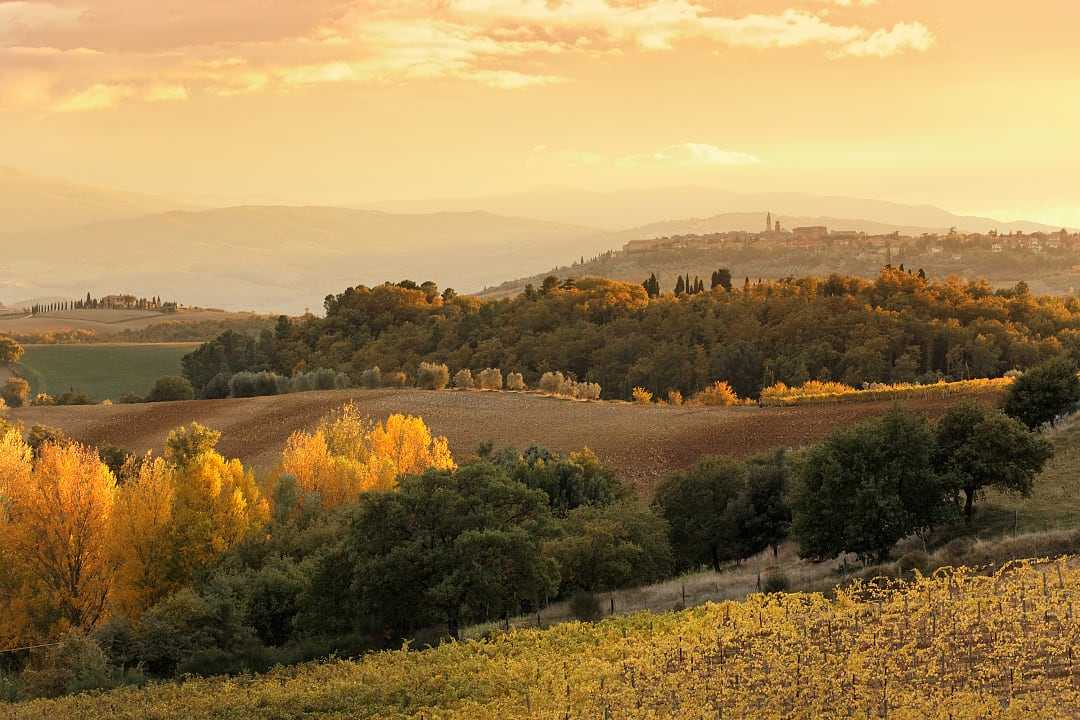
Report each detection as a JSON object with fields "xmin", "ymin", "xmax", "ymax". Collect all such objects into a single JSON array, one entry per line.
[
  {"xmin": 5, "ymin": 388, "xmax": 1004, "ymax": 493},
  {"xmin": 0, "ymin": 308, "xmax": 264, "ymax": 337}
]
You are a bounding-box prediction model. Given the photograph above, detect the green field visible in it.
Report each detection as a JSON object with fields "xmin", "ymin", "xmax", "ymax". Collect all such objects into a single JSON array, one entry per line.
[{"xmin": 16, "ymin": 343, "xmax": 198, "ymax": 401}]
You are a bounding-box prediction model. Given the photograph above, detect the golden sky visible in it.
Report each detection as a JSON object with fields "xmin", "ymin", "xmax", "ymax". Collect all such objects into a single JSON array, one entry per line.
[{"xmin": 1, "ymin": 0, "xmax": 1078, "ymax": 225}]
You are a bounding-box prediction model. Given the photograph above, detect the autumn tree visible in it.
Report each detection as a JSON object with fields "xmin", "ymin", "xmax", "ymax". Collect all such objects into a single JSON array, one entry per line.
[
  {"xmin": 0, "ymin": 335, "xmax": 24, "ymax": 365},
  {"xmin": 0, "ymin": 433, "xmax": 117, "ymax": 642},
  {"xmin": 280, "ymin": 403, "xmax": 454, "ymax": 509}
]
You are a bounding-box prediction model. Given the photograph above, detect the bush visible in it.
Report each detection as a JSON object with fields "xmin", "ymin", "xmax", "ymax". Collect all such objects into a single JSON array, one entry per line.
[
  {"xmin": 117, "ymin": 392, "xmax": 144, "ymax": 404},
  {"xmin": 27, "ymin": 424, "xmax": 70, "ymax": 454},
  {"xmin": 570, "ymin": 381, "xmax": 601, "ymax": 400},
  {"xmin": 477, "ymin": 368, "xmax": 503, "ymax": 390},
  {"xmin": 383, "ymin": 370, "xmax": 407, "ymax": 388},
  {"xmin": 761, "ymin": 570, "xmax": 790, "ymax": 594},
  {"xmin": 360, "ymin": 366, "xmax": 382, "ymax": 389},
  {"xmin": 1, "ymin": 377, "xmax": 30, "ymax": 408},
  {"xmin": 691, "ymin": 380, "xmax": 739, "ymax": 406},
  {"xmin": 417, "ymin": 362, "xmax": 450, "ymax": 390},
  {"xmin": 291, "ymin": 368, "xmax": 349, "ymax": 393},
  {"xmin": 31, "ymin": 392, "xmax": 55, "ymax": 406},
  {"xmin": 201, "ymin": 372, "xmax": 232, "ymax": 399},
  {"xmin": 56, "ymin": 389, "xmax": 93, "ymax": 406},
  {"xmin": 230, "ymin": 371, "xmax": 284, "ymax": 398},
  {"xmin": 569, "ymin": 590, "xmax": 604, "ymax": 622},
  {"xmin": 897, "ymin": 551, "xmax": 931, "ymax": 576},
  {"xmin": 453, "ymin": 368, "xmax": 474, "ymax": 389},
  {"xmin": 18, "ymin": 635, "xmax": 115, "ymax": 699},
  {"xmin": 539, "ymin": 371, "xmax": 565, "ymax": 394},
  {"xmin": 147, "ymin": 375, "xmax": 195, "ymax": 402},
  {"xmin": 667, "ymin": 389, "xmax": 684, "ymax": 406},
  {"xmin": 506, "ymin": 372, "xmax": 526, "ymax": 391},
  {"xmin": 632, "ymin": 387, "xmax": 653, "ymax": 404}
]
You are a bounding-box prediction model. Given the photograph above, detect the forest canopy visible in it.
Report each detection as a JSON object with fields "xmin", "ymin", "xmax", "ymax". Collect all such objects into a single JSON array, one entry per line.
[{"xmin": 184, "ymin": 269, "xmax": 1080, "ymax": 400}]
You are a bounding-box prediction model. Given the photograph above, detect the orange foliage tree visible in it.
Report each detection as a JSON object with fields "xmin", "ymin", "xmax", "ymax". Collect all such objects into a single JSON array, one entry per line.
[
  {"xmin": 0, "ymin": 430, "xmax": 117, "ymax": 643},
  {"xmin": 280, "ymin": 403, "xmax": 454, "ymax": 509}
]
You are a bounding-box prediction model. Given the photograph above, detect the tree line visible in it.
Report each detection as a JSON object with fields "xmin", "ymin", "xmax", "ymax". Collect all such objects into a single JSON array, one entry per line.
[{"xmin": 181, "ymin": 269, "xmax": 1080, "ymax": 401}]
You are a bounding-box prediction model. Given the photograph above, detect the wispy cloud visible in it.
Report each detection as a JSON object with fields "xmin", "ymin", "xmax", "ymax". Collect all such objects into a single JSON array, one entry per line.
[
  {"xmin": 0, "ymin": 0, "xmax": 937, "ymax": 112},
  {"xmin": 619, "ymin": 143, "xmax": 762, "ymax": 168}
]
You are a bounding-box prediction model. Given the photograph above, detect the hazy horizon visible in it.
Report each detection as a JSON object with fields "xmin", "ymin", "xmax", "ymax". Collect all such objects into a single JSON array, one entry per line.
[{"xmin": 1, "ymin": 1, "xmax": 1078, "ymax": 227}]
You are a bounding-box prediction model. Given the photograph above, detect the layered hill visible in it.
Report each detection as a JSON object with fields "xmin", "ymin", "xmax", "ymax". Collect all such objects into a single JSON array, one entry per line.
[{"xmin": 1, "ymin": 207, "xmax": 599, "ymax": 314}]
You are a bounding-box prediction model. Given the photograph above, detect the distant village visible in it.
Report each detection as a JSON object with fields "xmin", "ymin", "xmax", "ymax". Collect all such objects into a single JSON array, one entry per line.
[{"xmin": 623, "ymin": 212, "xmax": 1080, "ymax": 266}]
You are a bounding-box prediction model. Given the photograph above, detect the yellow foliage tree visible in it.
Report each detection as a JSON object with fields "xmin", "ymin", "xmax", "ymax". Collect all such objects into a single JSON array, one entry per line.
[
  {"xmin": 0, "ymin": 436, "xmax": 117, "ymax": 642},
  {"xmin": 280, "ymin": 404, "xmax": 455, "ymax": 509},
  {"xmin": 109, "ymin": 456, "xmax": 175, "ymax": 618}
]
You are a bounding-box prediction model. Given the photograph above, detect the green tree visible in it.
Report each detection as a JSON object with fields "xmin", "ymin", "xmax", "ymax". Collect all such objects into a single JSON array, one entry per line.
[
  {"xmin": 1003, "ymin": 357, "xmax": 1080, "ymax": 429},
  {"xmin": 164, "ymin": 422, "xmax": 222, "ymax": 468},
  {"xmin": 729, "ymin": 451, "xmax": 792, "ymax": 558},
  {"xmin": 935, "ymin": 402, "xmax": 1053, "ymax": 521},
  {"xmin": 312, "ymin": 462, "xmax": 558, "ymax": 641},
  {"xmin": 654, "ymin": 457, "xmax": 746, "ymax": 572},
  {"xmin": 791, "ymin": 408, "xmax": 951, "ymax": 562},
  {"xmin": 545, "ymin": 502, "xmax": 672, "ymax": 592},
  {"xmin": 146, "ymin": 376, "xmax": 195, "ymax": 403}
]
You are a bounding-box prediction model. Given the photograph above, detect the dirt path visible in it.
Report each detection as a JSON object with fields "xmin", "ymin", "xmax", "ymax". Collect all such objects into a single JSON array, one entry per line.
[{"xmin": 5, "ymin": 388, "xmax": 1002, "ymax": 493}]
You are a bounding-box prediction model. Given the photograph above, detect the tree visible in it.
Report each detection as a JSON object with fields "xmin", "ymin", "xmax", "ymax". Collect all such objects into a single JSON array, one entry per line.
[
  {"xmin": 0, "ymin": 435, "xmax": 117, "ymax": 641},
  {"xmin": 0, "ymin": 335, "xmax": 24, "ymax": 365},
  {"xmin": 654, "ymin": 457, "xmax": 747, "ymax": 571},
  {"xmin": 935, "ymin": 402, "xmax": 1053, "ymax": 521},
  {"xmin": 1003, "ymin": 356, "xmax": 1080, "ymax": 429},
  {"xmin": 545, "ymin": 502, "xmax": 672, "ymax": 592},
  {"xmin": 711, "ymin": 268, "xmax": 733, "ymax": 292},
  {"xmin": 146, "ymin": 376, "xmax": 195, "ymax": 402},
  {"xmin": 729, "ymin": 451, "xmax": 792, "ymax": 558},
  {"xmin": 499, "ymin": 446, "xmax": 627, "ymax": 516},
  {"xmin": 2, "ymin": 377, "xmax": 30, "ymax": 407},
  {"xmin": 674, "ymin": 275, "xmax": 686, "ymax": 296},
  {"xmin": 164, "ymin": 422, "xmax": 222, "ymax": 469},
  {"xmin": 315, "ymin": 462, "xmax": 558, "ymax": 640},
  {"xmin": 791, "ymin": 408, "xmax": 951, "ymax": 562},
  {"xmin": 280, "ymin": 404, "xmax": 455, "ymax": 508}
]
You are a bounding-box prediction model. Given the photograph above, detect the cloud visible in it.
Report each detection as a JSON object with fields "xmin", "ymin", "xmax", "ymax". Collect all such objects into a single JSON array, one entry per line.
[
  {"xmin": 619, "ymin": 143, "xmax": 761, "ymax": 168},
  {"xmin": 834, "ymin": 21, "xmax": 934, "ymax": 58},
  {"xmin": 0, "ymin": 0, "xmax": 937, "ymax": 112},
  {"xmin": 53, "ymin": 83, "xmax": 134, "ymax": 111},
  {"xmin": 143, "ymin": 84, "xmax": 188, "ymax": 102}
]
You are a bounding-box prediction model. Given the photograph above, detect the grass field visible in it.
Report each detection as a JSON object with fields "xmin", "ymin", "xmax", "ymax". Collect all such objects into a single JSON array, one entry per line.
[{"xmin": 15, "ymin": 343, "xmax": 197, "ymax": 401}]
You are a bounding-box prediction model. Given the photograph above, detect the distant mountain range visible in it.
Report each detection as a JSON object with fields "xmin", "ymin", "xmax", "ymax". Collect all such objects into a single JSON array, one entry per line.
[
  {"xmin": 371, "ymin": 185, "xmax": 1071, "ymax": 235},
  {"xmin": 1, "ymin": 170, "xmax": 1073, "ymax": 313},
  {"xmin": 0, "ymin": 167, "xmax": 184, "ymax": 234}
]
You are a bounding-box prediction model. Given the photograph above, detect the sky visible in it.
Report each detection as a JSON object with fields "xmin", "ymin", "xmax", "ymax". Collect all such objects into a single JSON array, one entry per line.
[{"xmin": 1, "ymin": 0, "xmax": 1078, "ymax": 226}]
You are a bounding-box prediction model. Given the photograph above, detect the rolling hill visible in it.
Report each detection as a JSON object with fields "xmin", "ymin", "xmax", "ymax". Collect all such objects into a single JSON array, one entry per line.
[{"xmin": 1, "ymin": 207, "xmax": 599, "ymax": 314}]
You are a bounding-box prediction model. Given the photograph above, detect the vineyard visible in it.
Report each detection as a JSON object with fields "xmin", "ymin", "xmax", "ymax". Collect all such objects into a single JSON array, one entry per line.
[
  {"xmin": 759, "ymin": 377, "xmax": 1015, "ymax": 407},
  {"xmin": 7, "ymin": 559, "xmax": 1080, "ymax": 719}
]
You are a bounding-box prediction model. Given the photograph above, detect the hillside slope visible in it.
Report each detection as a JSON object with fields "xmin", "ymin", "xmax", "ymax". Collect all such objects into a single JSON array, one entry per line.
[{"xmin": 6, "ymin": 387, "xmax": 1002, "ymax": 492}]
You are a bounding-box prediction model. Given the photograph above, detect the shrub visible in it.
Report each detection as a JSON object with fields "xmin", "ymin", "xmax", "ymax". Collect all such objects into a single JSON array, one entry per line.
[
  {"xmin": 18, "ymin": 635, "xmax": 115, "ymax": 699},
  {"xmin": 539, "ymin": 371, "xmax": 565, "ymax": 394},
  {"xmin": 146, "ymin": 376, "xmax": 195, "ymax": 402},
  {"xmin": 570, "ymin": 381, "xmax": 602, "ymax": 400},
  {"xmin": 761, "ymin": 570, "xmax": 790, "ymax": 594},
  {"xmin": 897, "ymin": 551, "xmax": 931, "ymax": 576},
  {"xmin": 632, "ymin": 387, "xmax": 653, "ymax": 404},
  {"xmin": 418, "ymin": 362, "xmax": 450, "ymax": 390},
  {"xmin": 477, "ymin": 368, "xmax": 503, "ymax": 390},
  {"xmin": 230, "ymin": 371, "xmax": 283, "ymax": 398},
  {"xmin": 569, "ymin": 590, "xmax": 604, "ymax": 621},
  {"xmin": 453, "ymin": 368, "xmax": 474, "ymax": 389},
  {"xmin": 1, "ymin": 377, "xmax": 30, "ymax": 408},
  {"xmin": 506, "ymin": 372, "xmax": 526, "ymax": 391},
  {"xmin": 31, "ymin": 392, "xmax": 55, "ymax": 406},
  {"xmin": 27, "ymin": 424, "xmax": 70, "ymax": 454},
  {"xmin": 383, "ymin": 370, "xmax": 407, "ymax": 388},
  {"xmin": 202, "ymin": 372, "xmax": 232, "ymax": 399},
  {"xmin": 292, "ymin": 368, "xmax": 349, "ymax": 392},
  {"xmin": 691, "ymin": 380, "xmax": 739, "ymax": 406},
  {"xmin": 667, "ymin": 389, "xmax": 684, "ymax": 406},
  {"xmin": 56, "ymin": 389, "xmax": 93, "ymax": 406},
  {"xmin": 117, "ymin": 392, "xmax": 144, "ymax": 404},
  {"xmin": 360, "ymin": 366, "xmax": 382, "ymax": 389}
]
